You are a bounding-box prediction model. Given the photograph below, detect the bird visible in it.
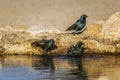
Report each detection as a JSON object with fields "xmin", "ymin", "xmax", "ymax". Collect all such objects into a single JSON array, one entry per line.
[
  {"xmin": 65, "ymin": 15, "xmax": 88, "ymax": 34},
  {"xmin": 67, "ymin": 41, "xmax": 84, "ymax": 56},
  {"xmin": 31, "ymin": 39, "xmax": 57, "ymax": 55},
  {"xmin": 67, "ymin": 45, "xmax": 75, "ymax": 55},
  {"xmin": 73, "ymin": 41, "xmax": 84, "ymax": 56}
]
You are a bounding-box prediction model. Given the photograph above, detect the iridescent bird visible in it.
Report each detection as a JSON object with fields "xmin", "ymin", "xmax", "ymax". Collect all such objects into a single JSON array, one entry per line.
[
  {"xmin": 67, "ymin": 41, "xmax": 84, "ymax": 56},
  {"xmin": 66, "ymin": 15, "xmax": 88, "ymax": 34},
  {"xmin": 31, "ymin": 39, "xmax": 57, "ymax": 55}
]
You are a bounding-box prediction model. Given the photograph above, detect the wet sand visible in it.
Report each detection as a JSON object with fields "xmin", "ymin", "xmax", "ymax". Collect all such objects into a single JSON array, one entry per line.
[{"xmin": 0, "ymin": 0, "xmax": 120, "ymax": 30}]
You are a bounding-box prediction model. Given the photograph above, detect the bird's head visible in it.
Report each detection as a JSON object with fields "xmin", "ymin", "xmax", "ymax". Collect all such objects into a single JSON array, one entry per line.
[
  {"xmin": 76, "ymin": 41, "xmax": 83, "ymax": 47},
  {"xmin": 49, "ymin": 39, "xmax": 55, "ymax": 45},
  {"xmin": 80, "ymin": 14, "xmax": 88, "ymax": 20}
]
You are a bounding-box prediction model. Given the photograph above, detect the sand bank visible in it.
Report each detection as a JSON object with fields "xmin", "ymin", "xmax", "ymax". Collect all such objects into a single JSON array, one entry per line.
[{"xmin": 0, "ymin": 13, "xmax": 120, "ymax": 55}]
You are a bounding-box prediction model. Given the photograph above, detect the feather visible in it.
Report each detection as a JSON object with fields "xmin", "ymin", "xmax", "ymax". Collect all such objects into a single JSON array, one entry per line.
[
  {"xmin": 65, "ymin": 15, "xmax": 87, "ymax": 34},
  {"xmin": 65, "ymin": 24, "xmax": 77, "ymax": 31}
]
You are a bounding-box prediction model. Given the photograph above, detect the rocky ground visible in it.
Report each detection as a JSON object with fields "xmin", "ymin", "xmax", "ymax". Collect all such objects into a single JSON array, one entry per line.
[{"xmin": 0, "ymin": 12, "xmax": 120, "ymax": 55}]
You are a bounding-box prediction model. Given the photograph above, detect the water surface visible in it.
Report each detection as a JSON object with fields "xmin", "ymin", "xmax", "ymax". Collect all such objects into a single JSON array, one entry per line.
[{"xmin": 0, "ymin": 55, "xmax": 120, "ymax": 80}]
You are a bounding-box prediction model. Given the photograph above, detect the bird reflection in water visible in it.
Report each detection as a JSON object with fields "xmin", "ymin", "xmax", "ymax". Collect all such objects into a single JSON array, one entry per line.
[
  {"xmin": 68, "ymin": 57, "xmax": 88, "ymax": 80},
  {"xmin": 0, "ymin": 56, "xmax": 5, "ymax": 67},
  {"xmin": 32, "ymin": 55, "xmax": 55, "ymax": 72}
]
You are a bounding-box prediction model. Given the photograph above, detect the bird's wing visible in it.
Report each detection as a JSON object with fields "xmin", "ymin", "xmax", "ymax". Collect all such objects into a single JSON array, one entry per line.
[
  {"xmin": 39, "ymin": 39, "xmax": 50, "ymax": 43},
  {"xmin": 48, "ymin": 45, "xmax": 57, "ymax": 51},
  {"xmin": 31, "ymin": 41, "xmax": 43, "ymax": 47},
  {"xmin": 65, "ymin": 24, "xmax": 77, "ymax": 31},
  {"xmin": 31, "ymin": 40, "xmax": 46, "ymax": 50},
  {"xmin": 65, "ymin": 19, "xmax": 81, "ymax": 31}
]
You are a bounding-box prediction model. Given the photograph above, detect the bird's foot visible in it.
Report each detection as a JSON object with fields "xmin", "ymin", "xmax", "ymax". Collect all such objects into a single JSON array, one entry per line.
[{"xmin": 69, "ymin": 32, "xmax": 76, "ymax": 35}]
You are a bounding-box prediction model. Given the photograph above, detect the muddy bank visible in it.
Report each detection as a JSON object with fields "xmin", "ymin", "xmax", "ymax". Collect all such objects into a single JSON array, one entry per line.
[{"xmin": 0, "ymin": 13, "xmax": 120, "ymax": 55}]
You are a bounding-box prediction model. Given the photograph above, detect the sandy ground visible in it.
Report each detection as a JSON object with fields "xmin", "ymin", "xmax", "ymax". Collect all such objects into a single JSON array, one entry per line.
[{"xmin": 0, "ymin": 0, "xmax": 120, "ymax": 31}]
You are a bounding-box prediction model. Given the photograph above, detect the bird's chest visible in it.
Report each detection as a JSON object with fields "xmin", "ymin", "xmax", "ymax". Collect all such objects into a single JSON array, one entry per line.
[
  {"xmin": 48, "ymin": 43, "xmax": 53, "ymax": 48},
  {"xmin": 76, "ymin": 22, "xmax": 85, "ymax": 28}
]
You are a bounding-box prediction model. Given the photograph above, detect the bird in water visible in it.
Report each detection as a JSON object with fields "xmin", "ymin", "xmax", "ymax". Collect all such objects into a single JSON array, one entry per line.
[
  {"xmin": 65, "ymin": 15, "xmax": 88, "ymax": 34},
  {"xmin": 67, "ymin": 41, "xmax": 84, "ymax": 56},
  {"xmin": 31, "ymin": 39, "xmax": 57, "ymax": 55}
]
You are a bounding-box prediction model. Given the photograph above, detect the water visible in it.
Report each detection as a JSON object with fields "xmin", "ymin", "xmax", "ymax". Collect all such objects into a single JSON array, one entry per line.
[{"xmin": 0, "ymin": 55, "xmax": 120, "ymax": 80}]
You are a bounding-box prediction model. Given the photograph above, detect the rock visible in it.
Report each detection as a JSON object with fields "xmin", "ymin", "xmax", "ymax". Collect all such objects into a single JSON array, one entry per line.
[
  {"xmin": 82, "ymin": 24, "xmax": 102, "ymax": 39},
  {"xmin": 0, "ymin": 13, "xmax": 120, "ymax": 55},
  {"xmin": 100, "ymin": 12, "xmax": 120, "ymax": 41},
  {"xmin": 3, "ymin": 42, "xmax": 42, "ymax": 55},
  {"xmin": 97, "ymin": 76, "xmax": 111, "ymax": 80},
  {"xmin": 0, "ymin": 31, "xmax": 42, "ymax": 55},
  {"xmin": 1, "ymin": 32, "xmax": 30, "ymax": 45}
]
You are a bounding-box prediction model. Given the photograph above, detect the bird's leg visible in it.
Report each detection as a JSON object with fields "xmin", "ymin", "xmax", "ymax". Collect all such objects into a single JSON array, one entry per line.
[
  {"xmin": 43, "ymin": 49, "xmax": 48, "ymax": 55},
  {"xmin": 71, "ymin": 32, "xmax": 76, "ymax": 36},
  {"xmin": 49, "ymin": 52, "xmax": 53, "ymax": 55}
]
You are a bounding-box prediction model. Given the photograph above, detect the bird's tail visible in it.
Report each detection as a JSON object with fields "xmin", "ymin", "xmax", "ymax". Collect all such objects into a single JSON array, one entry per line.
[
  {"xmin": 65, "ymin": 27, "xmax": 71, "ymax": 31},
  {"xmin": 65, "ymin": 27, "xmax": 73, "ymax": 31},
  {"xmin": 65, "ymin": 29, "xmax": 69, "ymax": 31}
]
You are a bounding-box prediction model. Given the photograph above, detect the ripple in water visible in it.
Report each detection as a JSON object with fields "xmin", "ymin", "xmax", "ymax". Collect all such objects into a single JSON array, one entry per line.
[{"xmin": 0, "ymin": 55, "xmax": 120, "ymax": 80}]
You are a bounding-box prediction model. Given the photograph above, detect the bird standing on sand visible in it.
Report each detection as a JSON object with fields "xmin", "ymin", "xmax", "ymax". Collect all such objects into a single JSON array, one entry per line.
[
  {"xmin": 67, "ymin": 41, "xmax": 84, "ymax": 56},
  {"xmin": 31, "ymin": 39, "xmax": 57, "ymax": 55},
  {"xmin": 65, "ymin": 15, "xmax": 88, "ymax": 34}
]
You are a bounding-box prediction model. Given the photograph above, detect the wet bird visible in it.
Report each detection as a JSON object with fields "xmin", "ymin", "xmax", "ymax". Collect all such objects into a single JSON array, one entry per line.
[
  {"xmin": 65, "ymin": 15, "xmax": 88, "ymax": 34},
  {"xmin": 67, "ymin": 45, "xmax": 75, "ymax": 55},
  {"xmin": 31, "ymin": 39, "xmax": 57, "ymax": 55},
  {"xmin": 73, "ymin": 41, "xmax": 84, "ymax": 56},
  {"xmin": 67, "ymin": 41, "xmax": 84, "ymax": 56}
]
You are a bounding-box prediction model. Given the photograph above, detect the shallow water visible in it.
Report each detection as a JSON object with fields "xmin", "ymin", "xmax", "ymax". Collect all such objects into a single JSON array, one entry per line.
[{"xmin": 0, "ymin": 55, "xmax": 120, "ymax": 80}]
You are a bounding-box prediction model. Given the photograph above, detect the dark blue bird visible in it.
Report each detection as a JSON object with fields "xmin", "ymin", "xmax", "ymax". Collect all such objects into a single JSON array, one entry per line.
[
  {"xmin": 67, "ymin": 41, "xmax": 84, "ymax": 56},
  {"xmin": 66, "ymin": 15, "xmax": 88, "ymax": 34},
  {"xmin": 31, "ymin": 39, "xmax": 57, "ymax": 55}
]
